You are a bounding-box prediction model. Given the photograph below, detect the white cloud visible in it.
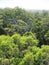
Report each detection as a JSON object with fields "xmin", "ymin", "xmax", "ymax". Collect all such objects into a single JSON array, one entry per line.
[{"xmin": 0, "ymin": 0, "xmax": 49, "ymax": 10}]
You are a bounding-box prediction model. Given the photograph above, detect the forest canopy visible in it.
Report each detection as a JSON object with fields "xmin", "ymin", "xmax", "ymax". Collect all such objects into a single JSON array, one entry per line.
[{"xmin": 0, "ymin": 7, "xmax": 49, "ymax": 65}]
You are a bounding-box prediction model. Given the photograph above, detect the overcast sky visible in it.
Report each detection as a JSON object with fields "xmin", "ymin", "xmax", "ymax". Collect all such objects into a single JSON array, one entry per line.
[{"xmin": 0, "ymin": 0, "xmax": 49, "ymax": 10}]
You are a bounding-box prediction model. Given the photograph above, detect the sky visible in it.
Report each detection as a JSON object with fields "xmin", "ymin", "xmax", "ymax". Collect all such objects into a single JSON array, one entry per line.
[{"xmin": 0, "ymin": 0, "xmax": 49, "ymax": 10}]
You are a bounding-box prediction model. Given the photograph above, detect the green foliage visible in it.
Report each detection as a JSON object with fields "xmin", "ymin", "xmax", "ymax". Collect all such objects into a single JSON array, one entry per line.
[
  {"xmin": 34, "ymin": 45, "xmax": 49, "ymax": 65},
  {"xmin": 11, "ymin": 33, "xmax": 21, "ymax": 44},
  {"xmin": 44, "ymin": 31, "xmax": 49, "ymax": 44},
  {"xmin": 19, "ymin": 52, "xmax": 34, "ymax": 65},
  {"xmin": 0, "ymin": 7, "xmax": 49, "ymax": 65}
]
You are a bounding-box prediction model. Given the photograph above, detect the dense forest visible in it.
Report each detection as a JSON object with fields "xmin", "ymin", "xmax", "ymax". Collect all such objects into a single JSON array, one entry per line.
[{"xmin": 0, "ymin": 7, "xmax": 49, "ymax": 65}]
